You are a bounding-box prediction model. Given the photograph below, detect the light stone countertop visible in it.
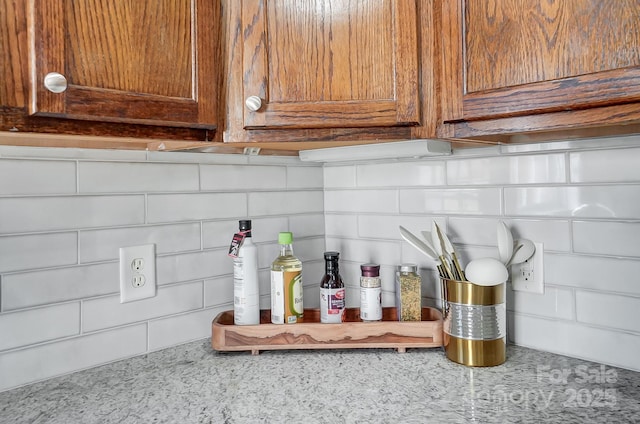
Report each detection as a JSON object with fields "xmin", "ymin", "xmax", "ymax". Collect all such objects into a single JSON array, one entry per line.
[{"xmin": 0, "ymin": 340, "xmax": 639, "ymax": 423}]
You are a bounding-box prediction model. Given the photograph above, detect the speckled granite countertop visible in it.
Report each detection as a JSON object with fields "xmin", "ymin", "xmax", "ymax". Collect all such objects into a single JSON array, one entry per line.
[{"xmin": 1, "ymin": 341, "xmax": 638, "ymax": 423}]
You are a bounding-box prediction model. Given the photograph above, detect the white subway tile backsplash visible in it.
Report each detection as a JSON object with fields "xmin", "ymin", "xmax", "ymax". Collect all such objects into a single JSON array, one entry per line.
[
  {"xmin": 0, "ymin": 324, "xmax": 147, "ymax": 392},
  {"xmin": 148, "ymin": 306, "xmax": 228, "ymax": 351},
  {"xmin": 446, "ymin": 217, "xmax": 500, "ymax": 246},
  {"xmin": 358, "ymin": 215, "xmax": 446, "ymax": 240},
  {"xmin": 448, "ymin": 217, "xmax": 571, "ymax": 252},
  {"xmin": 250, "ymin": 217, "xmax": 290, "ymax": 242},
  {"xmin": 83, "ymin": 282, "xmax": 203, "ymax": 332},
  {"xmin": 249, "ymin": 191, "xmax": 323, "ymax": 215},
  {"xmin": 325, "ymin": 238, "xmax": 401, "ymax": 267},
  {"xmin": 0, "ymin": 303, "xmax": 80, "ymax": 351},
  {"xmin": 288, "ymin": 238, "xmax": 325, "ymax": 263},
  {"xmin": 147, "ymin": 193, "xmax": 247, "ymax": 223},
  {"xmin": 576, "ymin": 291, "xmax": 640, "ymax": 333},
  {"xmin": 323, "ymin": 165, "xmax": 356, "ymax": 188},
  {"xmin": 1, "ymin": 263, "xmax": 119, "ymax": 311},
  {"xmin": 204, "ymin": 276, "xmax": 234, "ymax": 307},
  {"xmin": 545, "ymin": 254, "xmax": 640, "ymax": 296},
  {"xmin": 570, "ymin": 147, "xmax": 640, "ymax": 183},
  {"xmin": 78, "ymin": 162, "xmax": 199, "ymax": 193},
  {"xmin": 447, "ymin": 154, "xmax": 566, "ymax": 185},
  {"xmin": 289, "ymin": 214, "xmax": 325, "ymax": 238},
  {"xmin": 573, "ymin": 221, "xmax": 640, "ymax": 257},
  {"xmin": 505, "ymin": 186, "xmax": 640, "ymax": 218},
  {"xmin": 400, "ymin": 242, "xmax": 442, "ymax": 270},
  {"xmin": 303, "ymin": 285, "xmax": 321, "ymax": 308},
  {"xmin": 200, "ymin": 164, "xmax": 286, "ymax": 191},
  {"xmin": 509, "ymin": 313, "xmax": 640, "ymax": 371},
  {"xmin": 0, "ymin": 159, "xmax": 76, "ymax": 195},
  {"xmin": 287, "ymin": 167, "xmax": 324, "ymax": 189},
  {"xmin": 506, "ymin": 285, "xmax": 574, "ymax": 321},
  {"xmin": 356, "ymin": 161, "xmax": 446, "ymax": 187},
  {"xmin": 301, "ymin": 261, "xmax": 325, "ymax": 288},
  {"xmin": 0, "ymin": 195, "xmax": 145, "ymax": 234},
  {"xmin": 202, "ymin": 220, "xmax": 239, "ymax": 249},
  {"xmin": 156, "ymin": 250, "xmax": 230, "ymax": 285},
  {"xmin": 257, "ymin": 242, "xmax": 280, "ymax": 269},
  {"xmin": 324, "ymin": 189, "xmax": 398, "ymax": 213},
  {"xmin": 0, "ymin": 232, "xmax": 77, "ymax": 273},
  {"xmin": 400, "ymin": 188, "xmax": 501, "ymax": 215},
  {"xmin": 325, "ymin": 214, "xmax": 358, "ymax": 238},
  {"xmin": 79, "ymin": 223, "xmax": 201, "ymax": 263}
]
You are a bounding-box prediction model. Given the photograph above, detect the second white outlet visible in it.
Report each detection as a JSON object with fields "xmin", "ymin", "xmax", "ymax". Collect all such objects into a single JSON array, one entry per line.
[
  {"xmin": 119, "ymin": 244, "xmax": 156, "ymax": 303},
  {"xmin": 511, "ymin": 242, "xmax": 544, "ymax": 294}
]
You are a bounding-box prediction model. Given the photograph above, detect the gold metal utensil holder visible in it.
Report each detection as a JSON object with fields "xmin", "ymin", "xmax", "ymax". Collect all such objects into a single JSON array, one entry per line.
[{"xmin": 441, "ymin": 278, "xmax": 506, "ymax": 367}]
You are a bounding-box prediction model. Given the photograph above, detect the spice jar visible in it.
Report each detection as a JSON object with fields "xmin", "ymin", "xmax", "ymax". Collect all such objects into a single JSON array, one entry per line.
[
  {"xmin": 360, "ymin": 263, "xmax": 382, "ymax": 322},
  {"xmin": 395, "ymin": 264, "xmax": 421, "ymax": 321}
]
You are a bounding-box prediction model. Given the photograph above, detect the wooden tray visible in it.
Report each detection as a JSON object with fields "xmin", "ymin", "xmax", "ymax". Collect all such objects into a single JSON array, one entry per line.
[{"xmin": 211, "ymin": 307, "xmax": 443, "ymax": 355}]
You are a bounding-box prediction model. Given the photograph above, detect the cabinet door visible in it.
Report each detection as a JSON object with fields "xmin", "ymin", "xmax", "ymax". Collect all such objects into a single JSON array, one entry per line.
[
  {"xmin": 442, "ymin": 0, "xmax": 640, "ymax": 123},
  {"xmin": 241, "ymin": 0, "xmax": 420, "ymax": 129},
  {"xmin": 28, "ymin": 0, "xmax": 219, "ymax": 129}
]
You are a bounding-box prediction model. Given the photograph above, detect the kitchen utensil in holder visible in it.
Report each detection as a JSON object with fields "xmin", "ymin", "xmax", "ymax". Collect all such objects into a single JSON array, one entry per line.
[{"xmin": 441, "ymin": 278, "xmax": 506, "ymax": 366}]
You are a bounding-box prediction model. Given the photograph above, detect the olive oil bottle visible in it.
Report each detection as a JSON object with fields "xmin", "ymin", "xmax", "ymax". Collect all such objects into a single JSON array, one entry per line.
[{"xmin": 270, "ymin": 232, "xmax": 304, "ymax": 324}]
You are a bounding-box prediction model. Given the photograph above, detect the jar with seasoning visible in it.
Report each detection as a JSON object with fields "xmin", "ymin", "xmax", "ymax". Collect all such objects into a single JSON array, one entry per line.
[
  {"xmin": 395, "ymin": 264, "xmax": 422, "ymax": 321},
  {"xmin": 320, "ymin": 251, "xmax": 346, "ymax": 323},
  {"xmin": 360, "ymin": 263, "xmax": 382, "ymax": 322}
]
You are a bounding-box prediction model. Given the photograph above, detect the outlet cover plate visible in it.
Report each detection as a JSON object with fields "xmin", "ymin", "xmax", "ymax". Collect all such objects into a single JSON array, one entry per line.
[
  {"xmin": 119, "ymin": 244, "xmax": 156, "ymax": 303},
  {"xmin": 511, "ymin": 242, "xmax": 544, "ymax": 294}
]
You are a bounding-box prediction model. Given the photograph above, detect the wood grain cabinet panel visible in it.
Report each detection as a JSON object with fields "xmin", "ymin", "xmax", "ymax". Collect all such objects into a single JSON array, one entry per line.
[
  {"xmin": 440, "ymin": 0, "xmax": 640, "ymax": 139},
  {"xmin": 240, "ymin": 0, "xmax": 420, "ymax": 130},
  {"xmin": 28, "ymin": 0, "xmax": 219, "ymax": 129}
]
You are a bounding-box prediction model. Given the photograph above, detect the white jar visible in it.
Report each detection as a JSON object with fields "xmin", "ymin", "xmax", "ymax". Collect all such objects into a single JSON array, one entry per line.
[{"xmin": 360, "ymin": 263, "xmax": 382, "ymax": 321}]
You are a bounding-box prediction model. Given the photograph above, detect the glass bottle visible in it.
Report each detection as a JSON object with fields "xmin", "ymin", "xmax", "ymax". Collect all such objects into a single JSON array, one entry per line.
[
  {"xmin": 395, "ymin": 264, "xmax": 422, "ymax": 321},
  {"xmin": 360, "ymin": 263, "xmax": 382, "ymax": 321},
  {"xmin": 270, "ymin": 232, "xmax": 303, "ymax": 324},
  {"xmin": 320, "ymin": 251, "xmax": 346, "ymax": 323}
]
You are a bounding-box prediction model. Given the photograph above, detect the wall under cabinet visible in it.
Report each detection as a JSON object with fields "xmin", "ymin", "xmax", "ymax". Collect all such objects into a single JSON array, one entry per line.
[
  {"xmin": 0, "ymin": 145, "xmax": 325, "ymax": 392},
  {"xmin": 1, "ymin": 134, "xmax": 640, "ymax": 392},
  {"xmin": 325, "ymin": 135, "xmax": 640, "ymax": 373}
]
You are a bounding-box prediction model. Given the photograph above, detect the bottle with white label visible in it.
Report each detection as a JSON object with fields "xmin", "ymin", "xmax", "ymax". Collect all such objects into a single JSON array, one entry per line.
[
  {"xmin": 320, "ymin": 251, "xmax": 346, "ymax": 324},
  {"xmin": 270, "ymin": 232, "xmax": 303, "ymax": 324},
  {"xmin": 360, "ymin": 263, "xmax": 382, "ymax": 321},
  {"xmin": 233, "ymin": 220, "xmax": 259, "ymax": 325}
]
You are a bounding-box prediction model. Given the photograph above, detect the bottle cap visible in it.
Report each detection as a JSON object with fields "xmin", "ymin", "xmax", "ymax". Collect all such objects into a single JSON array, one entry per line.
[
  {"xmin": 278, "ymin": 232, "xmax": 293, "ymax": 244},
  {"xmin": 361, "ymin": 263, "xmax": 380, "ymax": 277},
  {"xmin": 239, "ymin": 220, "xmax": 252, "ymax": 231},
  {"xmin": 324, "ymin": 251, "xmax": 340, "ymax": 260},
  {"xmin": 399, "ymin": 263, "xmax": 418, "ymax": 273}
]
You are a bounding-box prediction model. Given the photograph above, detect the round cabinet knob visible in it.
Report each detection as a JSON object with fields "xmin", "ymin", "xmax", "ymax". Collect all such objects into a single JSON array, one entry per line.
[
  {"xmin": 44, "ymin": 72, "xmax": 68, "ymax": 93},
  {"xmin": 245, "ymin": 96, "xmax": 262, "ymax": 112}
]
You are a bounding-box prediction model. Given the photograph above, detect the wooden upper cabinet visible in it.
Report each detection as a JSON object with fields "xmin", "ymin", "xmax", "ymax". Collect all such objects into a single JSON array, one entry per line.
[
  {"xmin": 240, "ymin": 0, "xmax": 420, "ymax": 130},
  {"xmin": 441, "ymin": 0, "xmax": 640, "ymax": 132},
  {"xmin": 27, "ymin": 0, "xmax": 219, "ymax": 129}
]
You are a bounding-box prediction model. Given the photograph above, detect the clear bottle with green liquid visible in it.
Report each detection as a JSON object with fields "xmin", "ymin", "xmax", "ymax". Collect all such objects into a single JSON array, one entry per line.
[{"xmin": 270, "ymin": 232, "xmax": 304, "ymax": 324}]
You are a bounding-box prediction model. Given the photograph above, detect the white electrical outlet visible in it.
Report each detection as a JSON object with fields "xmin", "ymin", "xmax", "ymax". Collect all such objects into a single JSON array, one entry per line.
[
  {"xmin": 511, "ymin": 242, "xmax": 544, "ymax": 293},
  {"xmin": 119, "ymin": 244, "xmax": 156, "ymax": 303}
]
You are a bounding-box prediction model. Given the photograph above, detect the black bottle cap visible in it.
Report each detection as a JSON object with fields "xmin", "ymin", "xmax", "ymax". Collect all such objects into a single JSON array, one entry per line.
[
  {"xmin": 324, "ymin": 251, "xmax": 340, "ymax": 260},
  {"xmin": 239, "ymin": 220, "xmax": 252, "ymax": 231}
]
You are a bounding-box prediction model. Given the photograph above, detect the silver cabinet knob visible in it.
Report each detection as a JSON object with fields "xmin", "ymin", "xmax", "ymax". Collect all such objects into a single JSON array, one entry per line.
[
  {"xmin": 44, "ymin": 72, "xmax": 68, "ymax": 93},
  {"xmin": 245, "ymin": 96, "xmax": 262, "ymax": 112}
]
